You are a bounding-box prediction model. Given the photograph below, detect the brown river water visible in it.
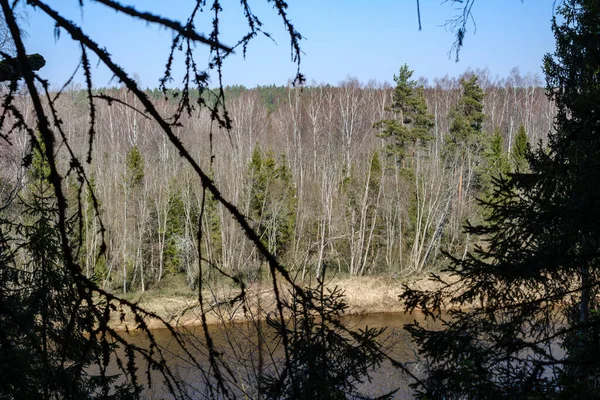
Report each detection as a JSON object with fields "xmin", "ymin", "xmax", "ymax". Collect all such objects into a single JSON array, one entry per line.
[{"xmin": 109, "ymin": 312, "xmax": 435, "ymax": 399}]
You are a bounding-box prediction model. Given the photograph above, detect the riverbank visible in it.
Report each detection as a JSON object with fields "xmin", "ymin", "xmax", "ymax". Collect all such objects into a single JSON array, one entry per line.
[{"xmin": 109, "ymin": 274, "xmax": 440, "ymax": 331}]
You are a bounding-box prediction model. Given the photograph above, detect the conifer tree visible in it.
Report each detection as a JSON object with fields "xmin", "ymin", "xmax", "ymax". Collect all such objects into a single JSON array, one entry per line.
[
  {"xmin": 512, "ymin": 124, "xmax": 529, "ymax": 172},
  {"xmin": 402, "ymin": 1, "xmax": 600, "ymax": 397},
  {"xmin": 201, "ymin": 185, "xmax": 222, "ymax": 276},
  {"xmin": 481, "ymin": 127, "xmax": 510, "ymax": 199},
  {"xmin": 447, "ymin": 76, "xmax": 486, "ymax": 150},
  {"xmin": 247, "ymin": 146, "xmax": 296, "ymax": 260},
  {"xmin": 125, "ymin": 146, "xmax": 144, "ymax": 188},
  {"xmin": 341, "ymin": 151, "xmax": 384, "ymax": 276},
  {"xmin": 121, "ymin": 145, "xmax": 145, "ymax": 293},
  {"xmin": 260, "ymin": 270, "xmax": 395, "ymax": 399},
  {"xmin": 374, "ymin": 64, "xmax": 433, "ymax": 167},
  {"xmin": 165, "ymin": 184, "xmax": 186, "ymax": 274},
  {"xmin": 446, "ymin": 74, "xmax": 486, "ymax": 211},
  {"xmin": 0, "ymin": 137, "xmax": 135, "ymax": 399}
]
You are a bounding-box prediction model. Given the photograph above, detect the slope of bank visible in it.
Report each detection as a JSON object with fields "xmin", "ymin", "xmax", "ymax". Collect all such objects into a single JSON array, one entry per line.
[{"xmin": 109, "ymin": 275, "xmax": 439, "ymax": 331}]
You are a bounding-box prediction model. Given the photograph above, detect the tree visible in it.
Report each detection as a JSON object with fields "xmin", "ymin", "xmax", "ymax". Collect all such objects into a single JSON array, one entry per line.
[
  {"xmin": 121, "ymin": 145, "xmax": 145, "ymax": 293},
  {"xmin": 446, "ymin": 74, "xmax": 486, "ymax": 225},
  {"xmin": 0, "ymin": 1, "xmax": 554, "ymax": 398},
  {"xmin": 374, "ymin": 65, "xmax": 447, "ymax": 275},
  {"xmin": 341, "ymin": 150, "xmax": 384, "ymax": 276},
  {"xmin": 259, "ymin": 271, "xmax": 396, "ymax": 399},
  {"xmin": 447, "ymin": 75, "xmax": 486, "ymax": 148},
  {"xmin": 164, "ymin": 182, "xmax": 186, "ymax": 274},
  {"xmin": 512, "ymin": 124, "xmax": 529, "ymax": 172},
  {"xmin": 0, "ymin": 2, "xmax": 318, "ymax": 398},
  {"xmin": 488, "ymin": 128, "xmax": 510, "ymax": 176},
  {"xmin": 0, "ymin": 136, "xmax": 135, "ymax": 399},
  {"xmin": 402, "ymin": 1, "xmax": 600, "ymax": 397},
  {"xmin": 246, "ymin": 146, "xmax": 297, "ymax": 260},
  {"xmin": 374, "ymin": 64, "xmax": 434, "ymax": 167},
  {"xmin": 481, "ymin": 127, "xmax": 510, "ymax": 199}
]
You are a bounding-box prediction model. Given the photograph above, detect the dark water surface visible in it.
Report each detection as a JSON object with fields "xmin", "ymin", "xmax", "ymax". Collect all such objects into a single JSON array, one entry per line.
[{"xmin": 115, "ymin": 312, "xmax": 432, "ymax": 399}]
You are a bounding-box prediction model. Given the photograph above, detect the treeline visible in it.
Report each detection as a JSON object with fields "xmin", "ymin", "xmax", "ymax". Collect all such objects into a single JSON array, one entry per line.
[{"xmin": 0, "ymin": 67, "xmax": 554, "ymax": 294}]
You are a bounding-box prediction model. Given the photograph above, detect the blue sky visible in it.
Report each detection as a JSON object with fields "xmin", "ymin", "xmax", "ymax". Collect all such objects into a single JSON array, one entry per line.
[{"xmin": 23, "ymin": 1, "xmax": 557, "ymax": 89}]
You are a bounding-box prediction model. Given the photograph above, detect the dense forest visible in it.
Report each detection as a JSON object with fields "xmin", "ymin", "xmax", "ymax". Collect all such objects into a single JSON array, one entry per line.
[{"xmin": 1, "ymin": 69, "xmax": 552, "ymax": 294}]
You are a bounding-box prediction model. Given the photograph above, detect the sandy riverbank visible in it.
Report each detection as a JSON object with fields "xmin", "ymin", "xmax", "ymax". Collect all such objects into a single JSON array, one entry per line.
[{"xmin": 109, "ymin": 275, "xmax": 441, "ymax": 331}]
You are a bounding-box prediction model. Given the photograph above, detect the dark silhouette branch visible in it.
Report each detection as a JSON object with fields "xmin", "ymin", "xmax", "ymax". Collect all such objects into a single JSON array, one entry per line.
[{"xmin": 0, "ymin": 52, "xmax": 45, "ymax": 81}]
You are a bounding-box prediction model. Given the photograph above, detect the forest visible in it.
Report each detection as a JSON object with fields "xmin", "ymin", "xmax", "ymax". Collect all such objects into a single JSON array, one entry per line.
[
  {"xmin": 1, "ymin": 69, "xmax": 551, "ymax": 294},
  {"xmin": 1, "ymin": 0, "xmax": 600, "ymax": 399}
]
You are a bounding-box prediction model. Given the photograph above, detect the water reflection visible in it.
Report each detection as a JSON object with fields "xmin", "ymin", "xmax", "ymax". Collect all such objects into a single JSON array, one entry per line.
[{"xmin": 115, "ymin": 312, "xmax": 432, "ymax": 399}]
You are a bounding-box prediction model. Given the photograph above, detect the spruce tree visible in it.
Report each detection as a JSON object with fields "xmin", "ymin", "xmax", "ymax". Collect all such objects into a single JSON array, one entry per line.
[
  {"xmin": 0, "ymin": 137, "xmax": 135, "ymax": 399},
  {"xmin": 260, "ymin": 270, "xmax": 396, "ymax": 399},
  {"xmin": 512, "ymin": 124, "xmax": 529, "ymax": 172},
  {"xmin": 121, "ymin": 146, "xmax": 145, "ymax": 293},
  {"xmin": 402, "ymin": 1, "xmax": 600, "ymax": 397},
  {"xmin": 165, "ymin": 184, "xmax": 186, "ymax": 274},
  {"xmin": 247, "ymin": 146, "xmax": 296, "ymax": 259},
  {"xmin": 481, "ymin": 127, "xmax": 510, "ymax": 199}
]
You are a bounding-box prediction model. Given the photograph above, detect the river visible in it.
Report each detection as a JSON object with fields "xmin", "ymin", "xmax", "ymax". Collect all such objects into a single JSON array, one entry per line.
[{"xmin": 113, "ymin": 312, "xmax": 432, "ymax": 399}]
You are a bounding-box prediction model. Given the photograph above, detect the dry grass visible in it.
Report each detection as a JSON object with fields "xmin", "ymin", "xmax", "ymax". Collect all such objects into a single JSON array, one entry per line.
[
  {"xmin": 327, "ymin": 275, "xmax": 406, "ymax": 315},
  {"xmin": 108, "ymin": 274, "xmax": 448, "ymax": 331}
]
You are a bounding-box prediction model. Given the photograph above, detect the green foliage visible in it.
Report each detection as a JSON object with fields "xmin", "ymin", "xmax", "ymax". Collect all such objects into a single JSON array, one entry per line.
[
  {"xmin": 79, "ymin": 173, "xmax": 106, "ymax": 281},
  {"xmin": 481, "ymin": 127, "xmax": 510, "ymax": 198},
  {"xmin": 256, "ymin": 84, "xmax": 287, "ymax": 112},
  {"xmin": 247, "ymin": 145, "xmax": 297, "ymax": 258},
  {"xmin": 0, "ymin": 138, "xmax": 135, "ymax": 399},
  {"xmin": 445, "ymin": 74, "xmax": 487, "ymax": 204},
  {"xmin": 165, "ymin": 184, "xmax": 186, "ymax": 274},
  {"xmin": 339, "ymin": 151, "xmax": 385, "ymax": 275},
  {"xmin": 368, "ymin": 150, "xmax": 382, "ymax": 196},
  {"xmin": 28, "ymin": 133, "xmax": 51, "ymax": 186},
  {"xmin": 91, "ymin": 254, "xmax": 109, "ymax": 284},
  {"xmin": 447, "ymin": 75, "xmax": 486, "ymax": 154},
  {"xmin": 512, "ymin": 125, "xmax": 529, "ymax": 172},
  {"xmin": 557, "ymin": 306, "xmax": 600, "ymax": 398},
  {"xmin": 124, "ymin": 146, "xmax": 144, "ymax": 188},
  {"xmin": 489, "ymin": 130, "xmax": 509, "ymax": 173},
  {"xmin": 374, "ymin": 64, "xmax": 434, "ymax": 164},
  {"xmin": 203, "ymin": 186, "xmax": 222, "ymax": 264},
  {"xmin": 260, "ymin": 274, "xmax": 396, "ymax": 399},
  {"xmin": 402, "ymin": 1, "xmax": 600, "ymax": 397},
  {"xmin": 223, "ymin": 84, "xmax": 248, "ymax": 99}
]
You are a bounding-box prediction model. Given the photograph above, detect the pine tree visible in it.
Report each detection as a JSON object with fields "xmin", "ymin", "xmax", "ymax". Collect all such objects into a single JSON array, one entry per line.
[
  {"xmin": 374, "ymin": 64, "xmax": 433, "ymax": 167},
  {"xmin": 402, "ymin": 1, "xmax": 600, "ymax": 397},
  {"xmin": 447, "ymin": 76, "xmax": 485, "ymax": 147},
  {"xmin": 446, "ymin": 74, "xmax": 486, "ymax": 211}
]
